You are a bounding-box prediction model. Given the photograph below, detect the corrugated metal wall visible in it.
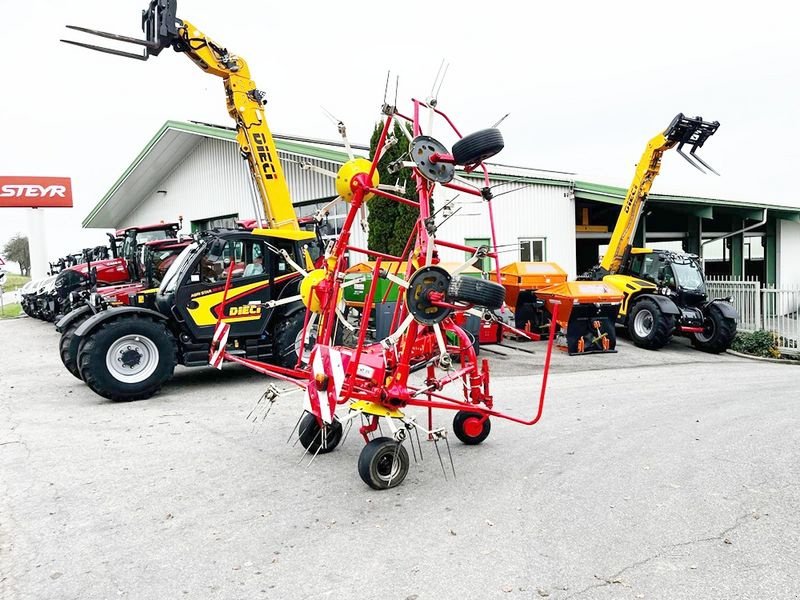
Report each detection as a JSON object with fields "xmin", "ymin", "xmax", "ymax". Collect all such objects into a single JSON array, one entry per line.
[
  {"xmin": 435, "ymin": 180, "xmax": 577, "ymax": 277},
  {"xmin": 118, "ymin": 137, "xmax": 574, "ymax": 274},
  {"xmin": 119, "ymin": 137, "xmax": 369, "ymax": 258}
]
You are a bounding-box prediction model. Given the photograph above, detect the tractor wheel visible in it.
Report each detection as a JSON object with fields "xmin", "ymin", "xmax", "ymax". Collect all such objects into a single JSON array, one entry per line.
[
  {"xmin": 627, "ymin": 298, "xmax": 674, "ymax": 350},
  {"xmin": 59, "ymin": 316, "xmax": 90, "ymax": 380},
  {"xmin": 453, "ymin": 410, "xmax": 491, "ymax": 445},
  {"xmin": 357, "ymin": 437, "xmax": 410, "ymax": 490},
  {"xmin": 297, "ymin": 412, "xmax": 343, "ymax": 454},
  {"xmin": 447, "ymin": 276, "xmax": 505, "ymax": 310},
  {"xmin": 691, "ymin": 304, "xmax": 737, "ymax": 354},
  {"xmin": 274, "ymin": 311, "xmax": 308, "ymax": 369},
  {"xmin": 77, "ymin": 316, "xmax": 176, "ymax": 401},
  {"xmin": 451, "ymin": 128, "xmax": 505, "ymax": 166}
]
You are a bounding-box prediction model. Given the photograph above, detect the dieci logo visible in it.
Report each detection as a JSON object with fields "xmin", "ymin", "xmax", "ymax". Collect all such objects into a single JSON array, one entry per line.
[
  {"xmin": 228, "ymin": 304, "xmax": 262, "ymax": 317},
  {"xmin": 0, "ymin": 176, "xmax": 73, "ymax": 208}
]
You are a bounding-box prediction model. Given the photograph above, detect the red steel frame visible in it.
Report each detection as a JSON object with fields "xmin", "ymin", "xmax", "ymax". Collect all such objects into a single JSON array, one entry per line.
[{"xmin": 214, "ymin": 97, "xmax": 558, "ymax": 434}]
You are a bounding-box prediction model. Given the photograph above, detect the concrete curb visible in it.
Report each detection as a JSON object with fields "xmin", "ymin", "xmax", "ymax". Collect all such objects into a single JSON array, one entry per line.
[{"xmin": 726, "ymin": 348, "xmax": 800, "ymax": 365}]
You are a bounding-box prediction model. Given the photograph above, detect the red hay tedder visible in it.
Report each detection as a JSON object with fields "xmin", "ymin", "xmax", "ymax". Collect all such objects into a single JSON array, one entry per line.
[{"xmin": 211, "ymin": 93, "xmax": 562, "ymax": 490}]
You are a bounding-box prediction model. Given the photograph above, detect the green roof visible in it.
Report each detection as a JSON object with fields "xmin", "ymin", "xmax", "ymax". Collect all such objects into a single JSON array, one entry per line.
[{"xmin": 574, "ymin": 180, "xmax": 800, "ymax": 216}]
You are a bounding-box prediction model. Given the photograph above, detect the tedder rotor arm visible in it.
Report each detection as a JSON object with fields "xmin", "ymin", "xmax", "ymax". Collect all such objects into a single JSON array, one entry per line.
[
  {"xmin": 61, "ymin": 0, "xmax": 299, "ymax": 232},
  {"xmin": 599, "ymin": 113, "xmax": 719, "ymax": 274}
]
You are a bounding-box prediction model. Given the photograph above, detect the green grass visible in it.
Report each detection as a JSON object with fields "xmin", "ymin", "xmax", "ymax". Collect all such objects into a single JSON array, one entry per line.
[
  {"xmin": 2, "ymin": 273, "xmax": 30, "ymax": 293},
  {"xmin": 0, "ymin": 302, "xmax": 22, "ymax": 319}
]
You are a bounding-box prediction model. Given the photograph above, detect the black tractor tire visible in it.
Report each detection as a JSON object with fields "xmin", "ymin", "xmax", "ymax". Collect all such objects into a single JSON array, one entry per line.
[
  {"xmin": 297, "ymin": 412, "xmax": 343, "ymax": 454},
  {"xmin": 59, "ymin": 315, "xmax": 90, "ymax": 380},
  {"xmin": 357, "ymin": 437, "xmax": 410, "ymax": 490},
  {"xmin": 451, "ymin": 128, "xmax": 505, "ymax": 166},
  {"xmin": 453, "ymin": 410, "xmax": 491, "ymax": 445},
  {"xmin": 691, "ymin": 304, "xmax": 737, "ymax": 354},
  {"xmin": 77, "ymin": 316, "xmax": 176, "ymax": 402},
  {"xmin": 273, "ymin": 311, "xmax": 307, "ymax": 368},
  {"xmin": 627, "ymin": 298, "xmax": 675, "ymax": 350},
  {"xmin": 447, "ymin": 276, "xmax": 505, "ymax": 310}
]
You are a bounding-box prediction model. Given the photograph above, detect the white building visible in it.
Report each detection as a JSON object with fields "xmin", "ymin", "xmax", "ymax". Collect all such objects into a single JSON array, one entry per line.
[{"xmin": 84, "ymin": 120, "xmax": 800, "ymax": 287}]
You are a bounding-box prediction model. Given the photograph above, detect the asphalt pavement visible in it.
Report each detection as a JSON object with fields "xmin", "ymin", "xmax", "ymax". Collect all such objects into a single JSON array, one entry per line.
[{"xmin": 1, "ymin": 317, "xmax": 798, "ymax": 600}]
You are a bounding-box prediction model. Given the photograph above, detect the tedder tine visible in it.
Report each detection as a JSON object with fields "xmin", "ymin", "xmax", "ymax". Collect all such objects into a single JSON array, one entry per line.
[{"xmin": 690, "ymin": 146, "xmax": 720, "ymax": 176}]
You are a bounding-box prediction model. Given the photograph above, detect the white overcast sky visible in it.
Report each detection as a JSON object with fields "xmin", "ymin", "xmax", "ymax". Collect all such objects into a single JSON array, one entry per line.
[{"xmin": 1, "ymin": 0, "xmax": 798, "ymax": 261}]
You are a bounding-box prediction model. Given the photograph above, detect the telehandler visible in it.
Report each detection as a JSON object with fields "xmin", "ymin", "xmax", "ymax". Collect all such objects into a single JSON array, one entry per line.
[
  {"xmin": 581, "ymin": 114, "xmax": 737, "ymax": 352},
  {"xmin": 59, "ymin": 0, "xmax": 325, "ymax": 400}
]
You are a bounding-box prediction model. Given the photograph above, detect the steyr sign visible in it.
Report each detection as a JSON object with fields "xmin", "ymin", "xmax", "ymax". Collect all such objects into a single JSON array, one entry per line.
[{"xmin": 0, "ymin": 176, "xmax": 73, "ymax": 208}]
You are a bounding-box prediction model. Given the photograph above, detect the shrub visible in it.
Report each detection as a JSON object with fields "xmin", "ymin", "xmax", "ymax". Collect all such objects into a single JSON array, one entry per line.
[{"xmin": 730, "ymin": 330, "xmax": 781, "ymax": 358}]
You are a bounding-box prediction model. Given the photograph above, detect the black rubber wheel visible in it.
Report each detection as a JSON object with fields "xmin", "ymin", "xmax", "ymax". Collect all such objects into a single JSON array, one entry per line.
[
  {"xmin": 297, "ymin": 412, "xmax": 343, "ymax": 454},
  {"xmin": 21, "ymin": 302, "xmax": 34, "ymax": 317},
  {"xmin": 627, "ymin": 298, "xmax": 674, "ymax": 350},
  {"xmin": 358, "ymin": 436, "xmax": 410, "ymax": 490},
  {"xmin": 77, "ymin": 316, "xmax": 176, "ymax": 402},
  {"xmin": 59, "ymin": 315, "xmax": 89, "ymax": 380},
  {"xmin": 273, "ymin": 310, "xmax": 307, "ymax": 368},
  {"xmin": 447, "ymin": 276, "xmax": 505, "ymax": 310},
  {"xmin": 451, "ymin": 128, "xmax": 505, "ymax": 166},
  {"xmin": 691, "ymin": 304, "xmax": 737, "ymax": 354},
  {"xmin": 453, "ymin": 410, "xmax": 491, "ymax": 445}
]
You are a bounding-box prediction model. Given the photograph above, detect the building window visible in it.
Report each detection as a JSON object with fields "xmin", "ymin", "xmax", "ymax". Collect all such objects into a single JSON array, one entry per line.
[
  {"xmin": 519, "ymin": 238, "xmax": 546, "ymax": 262},
  {"xmin": 191, "ymin": 213, "xmax": 239, "ymax": 233}
]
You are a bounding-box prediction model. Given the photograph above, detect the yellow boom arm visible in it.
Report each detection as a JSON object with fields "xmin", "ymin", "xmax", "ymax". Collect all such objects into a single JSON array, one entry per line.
[
  {"xmin": 175, "ymin": 21, "xmax": 298, "ymax": 231},
  {"xmin": 62, "ymin": 3, "xmax": 298, "ymax": 232},
  {"xmin": 600, "ymin": 132, "xmax": 672, "ymax": 273},
  {"xmin": 599, "ymin": 114, "xmax": 720, "ymax": 274}
]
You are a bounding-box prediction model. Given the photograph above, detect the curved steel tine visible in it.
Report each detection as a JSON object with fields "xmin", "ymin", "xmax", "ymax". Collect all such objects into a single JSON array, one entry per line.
[
  {"xmin": 65, "ymin": 25, "xmax": 157, "ymax": 48},
  {"xmin": 60, "ymin": 39, "xmax": 148, "ymax": 61}
]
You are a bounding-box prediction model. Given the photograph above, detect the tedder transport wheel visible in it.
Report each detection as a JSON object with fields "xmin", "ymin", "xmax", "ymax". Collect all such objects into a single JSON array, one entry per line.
[
  {"xmin": 274, "ymin": 311, "xmax": 307, "ymax": 369},
  {"xmin": 691, "ymin": 304, "xmax": 737, "ymax": 354},
  {"xmin": 451, "ymin": 128, "xmax": 505, "ymax": 166},
  {"xmin": 627, "ymin": 298, "xmax": 675, "ymax": 350},
  {"xmin": 59, "ymin": 316, "xmax": 90, "ymax": 380},
  {"xmin": 453, "ymin": 410, "xmax": 491, "ymax": 445},
  {"xmin": 297, "ymin": 412, "xmax": 343, "ymax": 454},
  {"xmin": 447, "ymin": 276, "xmax": 505, "ymax": 310},
  {"xmin": 77, "ymin": 316, "xmax": 176, "ymax": 401},
  {"xmin": 358, "ymin": 437, "xmax": 410, "ymax": 490}
]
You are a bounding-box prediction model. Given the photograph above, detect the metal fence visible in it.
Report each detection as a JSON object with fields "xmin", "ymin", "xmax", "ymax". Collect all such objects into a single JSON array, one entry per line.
[{"xmin": 706, "ymin": 276, "xmax": 800, "ymax": 354}]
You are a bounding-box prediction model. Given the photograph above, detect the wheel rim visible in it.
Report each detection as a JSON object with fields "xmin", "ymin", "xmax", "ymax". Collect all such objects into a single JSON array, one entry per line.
[
  {"xmin": 105, "ymin": 334, "xmax": 159, "ymax": 383},
  {"xmin": 695, "ymin": 316, "xmax": 716, "ymax": 343},
  {"xmin": 633, "ymin": 309, "xmax": 654, "ymax": 338},
  {"xmin": 375, "ymin": 447, "xmax": 402, "ymax": 482},
  {"xmin": 463, "ymin": 417, "xmax": 484, "ymax": 438}
]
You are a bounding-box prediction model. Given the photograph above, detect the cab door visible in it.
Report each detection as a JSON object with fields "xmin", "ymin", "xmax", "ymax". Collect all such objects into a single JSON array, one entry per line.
[{"xmin": 175, "ymin": 236, "xmax": 273, "ymax": 340}]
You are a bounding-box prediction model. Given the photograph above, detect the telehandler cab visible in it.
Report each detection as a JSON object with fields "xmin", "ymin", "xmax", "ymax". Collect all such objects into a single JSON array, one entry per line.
[
  {"xmin": 581, "ymin": 114, "xmax": 738, "ymax": 352},
  {"xmin": 60, "ymin": 0, "xmax": 325, "ymax": 400}
]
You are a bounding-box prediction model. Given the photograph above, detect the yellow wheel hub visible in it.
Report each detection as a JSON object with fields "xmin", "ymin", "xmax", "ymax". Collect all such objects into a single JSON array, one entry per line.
[{"xmin": 336, "ymin": 158, "xmax": 379, "ymax": 202}]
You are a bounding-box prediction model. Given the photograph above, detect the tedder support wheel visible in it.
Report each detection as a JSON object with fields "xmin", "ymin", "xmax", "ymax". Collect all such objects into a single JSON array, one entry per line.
[
  {"xmin": 451, "ymin": 128, "xmax": 505, "ymax": 166},
  {"xmin": 59, "ymin": 316, "xmax": 90, "ymax": 380},
  {"xmin": 447, "ymin": 276, "xmax": 505, "ymax": 310},
  {"xmin": 453, "ymin": 410, "xmax": 491, "ymax": 445},
  {"xmin": 297, "ymin": 412, "xmax": 343, "ymax": 454},
  {"xmin": 77, "ymin": 316, "xmax": 176, "ymax": 401},
  {"xmin": 627, "ymin": 298, "xmax": 675, "ymax": 350},
  {"xmin": 358, "ymin": 437, "xmax": 410, "ymax": 490},
  {"xmin": 691, "ymin": 304, "xmax": 737, "ymax": 354},
  {"xmin": 274, "ymin": 311, "xmax": 307, "ymax": 369}
]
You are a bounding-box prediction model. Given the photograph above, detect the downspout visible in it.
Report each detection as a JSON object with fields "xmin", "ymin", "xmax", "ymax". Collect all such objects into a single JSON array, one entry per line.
[{"xmin": 700, "ymin": 208, "xmax": 767, "ymax": 275}]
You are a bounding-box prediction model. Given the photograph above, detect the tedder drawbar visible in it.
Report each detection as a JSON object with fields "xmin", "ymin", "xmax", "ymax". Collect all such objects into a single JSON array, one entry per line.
[{"xmin": 208, "ymin": 91, "xmax": 564, "ymax": 490}]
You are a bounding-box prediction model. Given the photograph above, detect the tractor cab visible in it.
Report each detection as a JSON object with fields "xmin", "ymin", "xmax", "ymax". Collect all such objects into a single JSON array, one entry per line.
[
  {"xmin": 156, "ymin": 228, "xmax": 321, "ymax": 346},
  {"xmin": 625, "ymin": 249, "xmax": 708, "ymax": 306}
]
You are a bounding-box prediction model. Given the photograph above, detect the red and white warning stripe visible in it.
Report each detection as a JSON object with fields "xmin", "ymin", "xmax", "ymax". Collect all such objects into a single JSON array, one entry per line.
[
  {"xmin": 303, "ymin": 345, "xmax": 346, "ymax": 424},
  {"xmin": 209, "ymin": 321, "xmax": 231, "ymax": 369}
]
